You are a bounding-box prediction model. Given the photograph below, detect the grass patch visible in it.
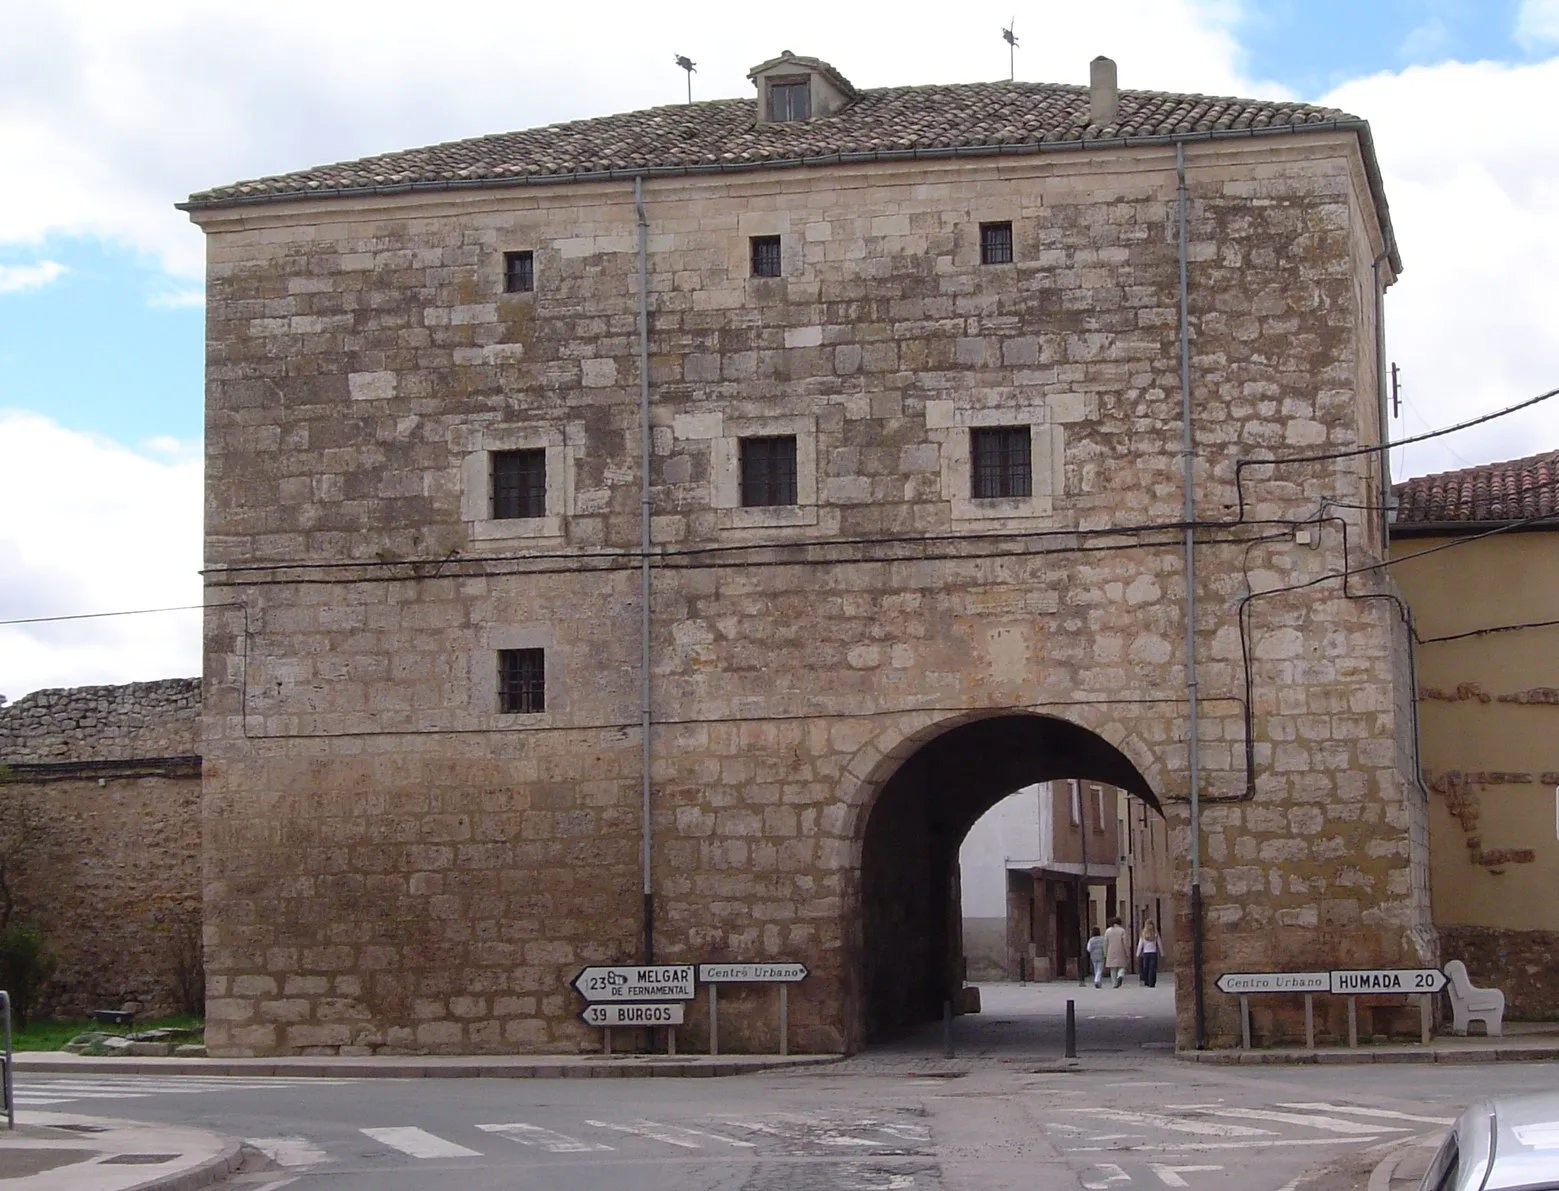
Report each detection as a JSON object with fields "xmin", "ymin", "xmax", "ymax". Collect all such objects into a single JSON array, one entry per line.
[{"xmin": 8, "ymin": 1014, "xmax": 205, "ymax": 1053}]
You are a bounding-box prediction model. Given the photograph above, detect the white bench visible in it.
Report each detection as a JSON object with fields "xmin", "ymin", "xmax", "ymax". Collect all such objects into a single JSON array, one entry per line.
[{"xmin": 1444, "ymin": 960, "xmax": 1504, "ymax": 1037}]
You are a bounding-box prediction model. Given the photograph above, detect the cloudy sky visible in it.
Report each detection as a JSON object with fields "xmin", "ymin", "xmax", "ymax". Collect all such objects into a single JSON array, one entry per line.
[{"xmin": 2, "ymin": 0, "xmax": 1557, "ymax": 700}]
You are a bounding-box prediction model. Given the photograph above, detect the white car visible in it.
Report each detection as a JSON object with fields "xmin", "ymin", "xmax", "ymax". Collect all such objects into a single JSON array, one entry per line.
[{"xmin": 1420, "ymin": 1093, "xmax": 1559, "ymax": 1191}]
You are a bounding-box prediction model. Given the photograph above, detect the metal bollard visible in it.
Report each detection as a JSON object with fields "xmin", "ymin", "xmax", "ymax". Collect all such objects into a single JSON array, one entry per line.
[
  {"xmin": 1065, "ymin": 998, "xmax": 1077, "ymax": 1058},
  {"xmin": 942, "ymin": 999, "xmax": 954, "ymax": 1059}
]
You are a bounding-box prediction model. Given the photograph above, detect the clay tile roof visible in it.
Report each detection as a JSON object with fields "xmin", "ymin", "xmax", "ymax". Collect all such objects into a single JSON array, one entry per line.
[
  {"xmin": 1392, "ymin": 450, "xmax": 1559, "ymax": 527},
  {"xmin": 182, "ymin": 78, "xmax": 1366, "ymax": 210}
]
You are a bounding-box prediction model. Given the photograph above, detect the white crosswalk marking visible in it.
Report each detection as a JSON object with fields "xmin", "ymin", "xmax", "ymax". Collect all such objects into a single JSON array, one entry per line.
[
  {"xmin": 16, "ymin": 1076, "xmax": 355, "ymax": 1109},
  {"xmin": 1274, "ymin": 1102, "xmax": 1455, "ymax": 1126},
  {"xmin": 361, "ymin": 1127, "xmax": 482, "ymax": 1159},
  {"xmin": 478, "ymin": 1123, "xmax": 612, "ymax": 1153},
  {"xmin": 1196, "ymin": 1107, "xmax": 1403, "ymax": 1135},
  {"xmin": 1087, "ymin": 1108, "xmax": 1273, "ymax": 1138},
  {"xmin": 1150, "ymin": 1164, "xmax": 1222, "ymax": 1187},
  {"xmin": 246, "ymin": 1136, "xmax": 330, "ymax": 1168},
  {"xmin": 1082, "ymin": 1163, "xmax": 1131, "ymax": 1188},
  {"xmin": 585, "ymin": 1118, "xmax": 755, "ymax": 1149}
]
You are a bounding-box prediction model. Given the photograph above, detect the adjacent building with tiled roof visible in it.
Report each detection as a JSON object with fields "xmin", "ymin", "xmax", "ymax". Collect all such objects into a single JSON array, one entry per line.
[{"xmin": 1392, "ymin": 449, "xmax": 1559, "ymax": 533}]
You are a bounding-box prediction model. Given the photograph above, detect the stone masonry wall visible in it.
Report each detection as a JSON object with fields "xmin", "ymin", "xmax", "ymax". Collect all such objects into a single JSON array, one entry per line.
[
  {"xmin": 0, "ymin": 681, "xmax": 202, "ymax": 1017},
  {"xmin": 192, "ymin": 131, "xmax": 1421, "ymax": 1054}
]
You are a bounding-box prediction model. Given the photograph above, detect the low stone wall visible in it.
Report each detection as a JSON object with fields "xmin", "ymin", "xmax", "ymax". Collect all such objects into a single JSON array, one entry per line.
[
  {"xmin": 1439, "ymin": 925, "xmax": 1559, "ymax": 1020},
  {"xmin": 0, "ymin": 680, "xmax": 202, "ymax": 1018}
]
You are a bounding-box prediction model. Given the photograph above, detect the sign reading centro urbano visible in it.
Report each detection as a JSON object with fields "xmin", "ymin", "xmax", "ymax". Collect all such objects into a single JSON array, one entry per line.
[
  {"xmin": 698, "ymin": 963, "xmax": 809, "ymax": 983},
  {"xmin": 580, "ymin": 1002, "xmax": 686, "ymax": 1028},
  {"xmin": 1215, "ymin": 971, "xmax": 1329, "ymax": 994},
  {"xmin": 1330, "ymin": 968, "xmax": 1447, "ymax": 995},
  {"xmin": 571, "ymin": 965, "xmax": 695, "ymax": 1002}
]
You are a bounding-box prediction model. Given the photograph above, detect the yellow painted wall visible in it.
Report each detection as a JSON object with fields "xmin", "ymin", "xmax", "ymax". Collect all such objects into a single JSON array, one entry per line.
[{"xmin": 1390, "ymin": 530, "xmax": 1559, "ymax": 931}]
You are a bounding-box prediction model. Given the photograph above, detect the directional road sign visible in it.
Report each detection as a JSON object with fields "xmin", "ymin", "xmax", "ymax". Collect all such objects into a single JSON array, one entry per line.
[
  {"xmin": 571, "ymin": 965, "xmax": 695, "ymax": 1002},
  {"xmin": 698, "ymin": 962, "xmax": 809, "ymax": 983},
  {"xmin": 1330, "ymin": 968, "xmax": 1447, "ymax": 994},
  {"xmin": 580, "ymin": 1002, "xmax": 686, "ymax": 1028},
  {"xmin": 1214, "ymin": 971, "xmax": 1329, "ymax": 994}
]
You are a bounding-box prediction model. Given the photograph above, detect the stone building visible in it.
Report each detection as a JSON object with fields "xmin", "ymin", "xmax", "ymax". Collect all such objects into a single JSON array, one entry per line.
[
  {"xmin": 181, "ymin": 51, "xmax": 1427, "ymax": 1055},
  {"xmin": 0, "ymin": 680, "xmax": 203, "ymax": 1018},
  {"xmin": 1390, "ymin": 450, "xmax": 1559, "ymax": 1018}
]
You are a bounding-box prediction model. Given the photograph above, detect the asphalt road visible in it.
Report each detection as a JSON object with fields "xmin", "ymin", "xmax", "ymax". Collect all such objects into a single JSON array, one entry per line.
[{"xmin": 12, "ymin": 983, "xmax": 1555, "ymax": 1190}]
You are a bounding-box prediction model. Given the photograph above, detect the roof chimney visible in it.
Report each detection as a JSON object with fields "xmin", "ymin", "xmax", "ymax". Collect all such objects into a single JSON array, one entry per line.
[{"xmin": 1089, "ymin": 56, "xmax": 1118, "ymax": 127}]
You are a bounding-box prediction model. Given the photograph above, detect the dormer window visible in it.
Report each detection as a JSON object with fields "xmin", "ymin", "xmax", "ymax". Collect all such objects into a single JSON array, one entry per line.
[{"xmin": 768, "ymin": 77, "xmax": 811, "ymax": 122}]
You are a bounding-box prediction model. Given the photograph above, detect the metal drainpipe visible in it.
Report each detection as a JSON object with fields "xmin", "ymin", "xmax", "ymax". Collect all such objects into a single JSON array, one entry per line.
[
  {"xmin": 1372, "ymin": 249, "xmax": 1393, "ymax": 551},
  {"xmin": 1176, "ymin": 141, "xmax": 1207, "ymax": 1050},
  {"xmin": 635, "ymin": 175, "xmax": 654, "ymax": 964}
]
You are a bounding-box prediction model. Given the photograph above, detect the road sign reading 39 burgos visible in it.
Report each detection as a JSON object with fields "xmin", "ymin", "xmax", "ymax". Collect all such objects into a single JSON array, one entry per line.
[{"xmin": 571, "ymin": 965, "xmax": 695, "ymax": 1002}]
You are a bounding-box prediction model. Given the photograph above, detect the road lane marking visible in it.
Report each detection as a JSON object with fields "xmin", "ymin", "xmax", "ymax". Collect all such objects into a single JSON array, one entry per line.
[
  {"xmin": 360, "ymin": 1127, "xmax": 481, "ymax": 1159},
  {"xmin": 1082, "ymin": 1163, "xmax": 1132, "ymax": 1188},
  {"xmin": 1273, "ymin": 1102, "xmax": 1455, "ymax": 1126},
  {"xmin": 477, "ymin": 1123, "xmax": 612, "ymax": 1153},
  {"xmin": 1069, "ymin": 1137, "xmax": 1381, "ymax": 1152},
  {"xmin": 1195, "ymin": 1107, "xmax": 1403, "ymax": 1135},
  {"xmin": 1085, "ymin": 1109, "xmax": 1272, "ymax": 1137},
  {"xmin": 245, "ymin": 1137, "xmax": 329, "ymax": 1168},
  {"xmin": 585, "ymin": 1119, "xmax": 704, "ymax": 1149},
  {"xmin": 1150, "ymin": 1164, "xmax": 1222, "ymax": 1187}
]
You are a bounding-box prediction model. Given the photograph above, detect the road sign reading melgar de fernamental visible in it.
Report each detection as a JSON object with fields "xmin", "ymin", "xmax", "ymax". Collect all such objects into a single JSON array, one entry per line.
[{"xmin": 571, "ymin": 965, "xmax": 695, "ymax": 1002}]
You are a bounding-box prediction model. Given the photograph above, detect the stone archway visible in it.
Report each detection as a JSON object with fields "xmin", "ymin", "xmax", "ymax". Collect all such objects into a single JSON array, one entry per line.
[{"xmin": 844, "ymin": 711, "xmax": 1165, "ymax": 1046}]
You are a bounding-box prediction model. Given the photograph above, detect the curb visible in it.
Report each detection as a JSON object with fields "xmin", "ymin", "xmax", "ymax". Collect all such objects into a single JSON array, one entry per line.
[
  {"xmin": 131, "ymin": 1138, "xmax": 244, "ymax": 1191},
  {"xmin": 14, "ymin": 1053, "xmax": 844, "ymax": 1080},
  {"xmin": 1175, "ymin": 1045, "xmax": 1559, "ymax": 1066}
]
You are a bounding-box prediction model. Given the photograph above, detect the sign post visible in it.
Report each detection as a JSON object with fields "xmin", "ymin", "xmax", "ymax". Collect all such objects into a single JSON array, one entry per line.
[
  {"xmin": 572, "ymin": 965, "xmax": 694, "ymax": 1056},
  {"xmin": 1214, "ymin": 973, "xmax": 1328, "ymax": 1051},
  {"xmin": 1328, "ymin": 969, "xmax": 1446, "ymax": 1048},
  {"xmin": 697, "ymin": 963, "xmax": 809, "ymax": 1056}
]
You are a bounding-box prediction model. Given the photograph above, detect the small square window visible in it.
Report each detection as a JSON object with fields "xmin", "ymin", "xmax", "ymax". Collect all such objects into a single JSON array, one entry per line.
[
  {"xmin": 503, "ymin": 251, "xmax": 534, "ymax": 294},
  {"xmin": 498, "ymin": 648, "xmax": 545, "ymax": 714},
  {"xmin": 492, "ymin": 449, "xmax": 546, "ymax": 519},
  {"xmin": 740, "ymin": 436, "xmax": 798, "ymax": 507},
  {"xmin": 768, "ymin": 78, "xmax": 811, "ymax": 122},
  {"xmin": 750, "ymin": 235, "xmax": 782, "ymax": 278},
  {"xmin": 980, "ymin": 221, "xmax": 1014, "ymax": 265},
  {"xmin": 970, "ymin": 426, "xmax": 1031, "ymax": 499}
]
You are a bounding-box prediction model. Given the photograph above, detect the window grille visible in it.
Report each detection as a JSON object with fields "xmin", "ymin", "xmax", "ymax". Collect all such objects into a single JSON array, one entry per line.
[
  {"xmin": 970, "ymin": 426, "xmax": 1032, "ymax": 498},
  {"xmin": 740, "ymin": 436, "xmax": 799, "ymax": 507},
  {"xmin": 492, "ymin": 449, "xmax": 546, "ymax": 519},
  {"xmin": 750, "ymin": 235, "xmax": 782, "ymax": 278},
  {"xmin": 503, "ymin": 251, "xmax": 534, "ymax": 293},
  {"xmin": 498, "ymin": 648, "xmax": 546, "ymax": 714},
  {"xmin": 980, "ymin": 221, "xmax": 1014, "ymax": 265}
]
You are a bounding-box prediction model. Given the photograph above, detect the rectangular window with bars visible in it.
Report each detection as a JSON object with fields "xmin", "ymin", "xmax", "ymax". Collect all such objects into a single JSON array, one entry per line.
[
  {"xmin": 750, "ymin": 235, "xmax": 782, "ymax": 278},
  {"xmin": 491, "ymin": 449, "xmax": 547, "ymax": 519},
  {"xmin": 970, "ymin": 426, "xmax": 1032, "ymax": 499},
  {"xmin": 503, "ymin": 250, "xmax": 534, "ymax": 293},
  {"xmin": 498, "ymin": 648, "xmax": 545, "ymax": 714},
  {"xmin": 980, "ymin": 221, "xmax": 1014, "ymax": 265},
  {"xmin": 740, "ymin": 435, "xmax": 798, "ymax": 507}
]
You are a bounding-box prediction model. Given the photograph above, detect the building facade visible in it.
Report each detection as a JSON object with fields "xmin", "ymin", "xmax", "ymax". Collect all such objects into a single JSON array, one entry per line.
[
  {"xmin": 1391, "ymin": 450, "xmax": 1559, "ymax": 1018},
  {"xmin": 183, "ymin": 52, "xmax": 1426, "ymax": 1055}
]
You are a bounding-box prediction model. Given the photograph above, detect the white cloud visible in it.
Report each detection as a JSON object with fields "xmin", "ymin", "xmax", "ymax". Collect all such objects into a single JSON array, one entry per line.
[
  {"xmin": 0, "ymin": 0, "xmax": 1265, "ymax": 279},
  {"xmin": 0, "ymin": 260, "xmax": 66, "ymax": 293},
  {"xmin": 1517, "ymin": 0, "xmax": 1559, "ymax": 46},
  {"xmin": 1322, "ymin": 58, "xmax": 1559, "ymax": 479},
  {"xmin": 0, "ymin": 411, "xmax": 201, "ymax": 700}
]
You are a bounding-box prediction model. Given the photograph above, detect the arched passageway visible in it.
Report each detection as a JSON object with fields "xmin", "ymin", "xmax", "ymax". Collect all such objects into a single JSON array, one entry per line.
[{"xmin": 857, "ymin": 712, "xmax": 1164, "ymax": 1043}]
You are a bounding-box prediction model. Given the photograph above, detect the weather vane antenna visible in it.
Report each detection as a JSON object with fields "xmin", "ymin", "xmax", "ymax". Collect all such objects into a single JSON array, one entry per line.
[
  {"xmin": 675, "ymin": 54, "xmax": 697, "ymax": 104},
  {"xmin": 1002, "ymin": 20, "xmax": 1018, "ymax": 82}
]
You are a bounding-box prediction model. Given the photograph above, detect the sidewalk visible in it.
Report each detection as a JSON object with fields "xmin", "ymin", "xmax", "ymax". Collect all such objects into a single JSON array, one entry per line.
[
  {"xmin": 1178, "ymin": 1019, "xmax": 1559, "ymax": 1066},
  {"xmin": 0, "ymin": 1111, "xmax": 240, "ymax": 1191}
]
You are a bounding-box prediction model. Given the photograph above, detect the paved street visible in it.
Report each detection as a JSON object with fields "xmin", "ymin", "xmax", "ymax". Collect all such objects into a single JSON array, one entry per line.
[{"xmin": 9, "ymin": 982, "xmax": 1554, "ymax": 1190}]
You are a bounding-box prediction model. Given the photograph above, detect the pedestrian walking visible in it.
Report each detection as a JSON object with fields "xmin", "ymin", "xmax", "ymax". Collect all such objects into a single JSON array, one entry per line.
[
  {"xmin": 1085, "ymin": 926, "xmax": 1105, "ymax": 988},
  {"xmin": 1136, "ymin": 920, "xmax": 1161, "ymax": 988},
  {"xmin": 1102, "ymin": 917, "xmax": 1129, "ymax": 987}
]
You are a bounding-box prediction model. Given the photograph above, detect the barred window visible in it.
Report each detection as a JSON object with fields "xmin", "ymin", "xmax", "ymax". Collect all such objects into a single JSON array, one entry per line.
[
  {"xmin": 498, "ymin": 648, "xmax": 546, "ymax": 714},
  {"xmin": 970, "ymin": 426, "xmax": 1031, "ymax": 499},
  {"xmin": 750, "ymin": 235, "xmax": 782, "ymax": 278},
  {"xmin": 980, "ymin": 221, "xmax": 1014, "ymax": 265},
  {"xmin": 503, "ymin": 251, "xmax": 534, "ymax": 293},
  {"xmin": 492, "ymin": 449, "xmax": 546, "ymax": 519},
  {"xmin": 740, "ymin": 436, "xmax": 798, "ymax": 507}
]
